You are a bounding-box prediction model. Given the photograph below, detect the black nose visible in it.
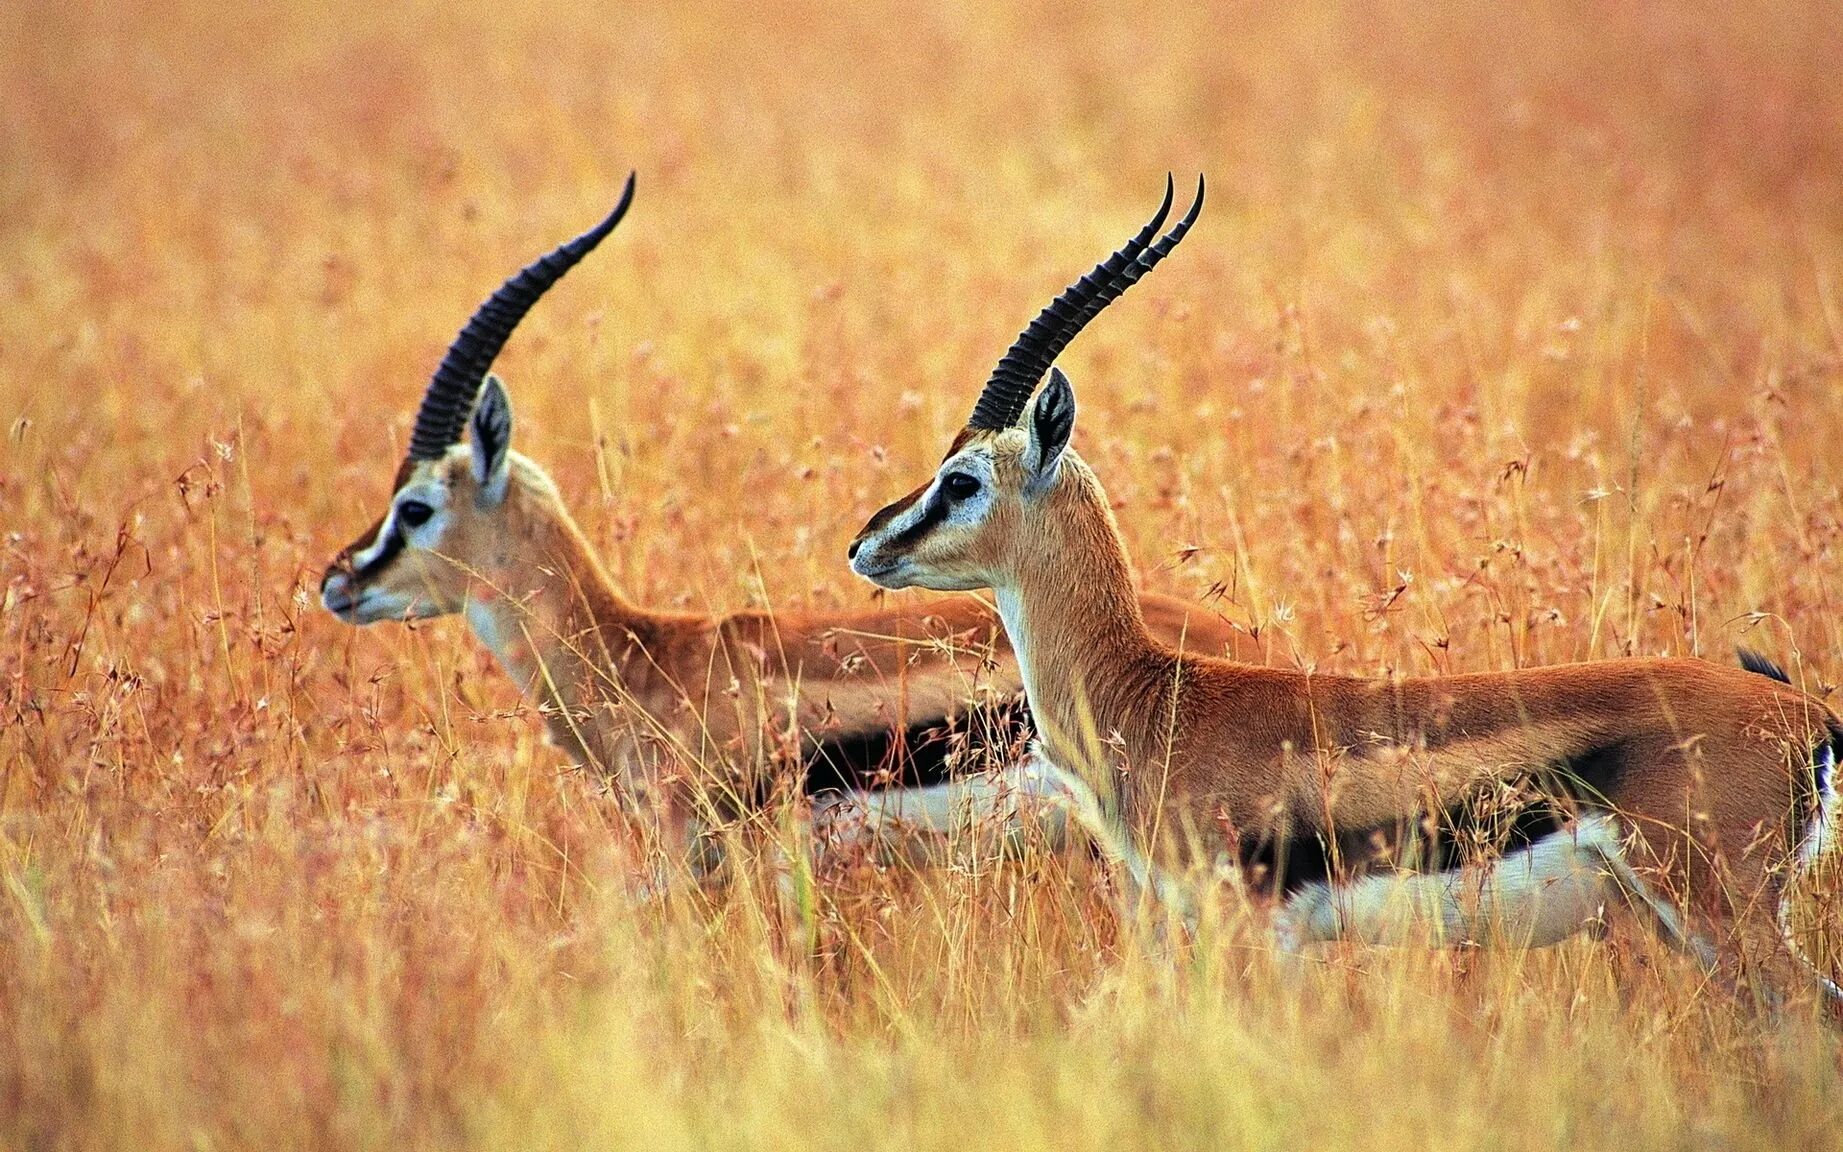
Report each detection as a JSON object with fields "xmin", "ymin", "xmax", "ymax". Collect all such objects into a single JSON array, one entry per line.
[{"xmin": 847, "ymin": 538, "xmax": 862, "ymax": 561}]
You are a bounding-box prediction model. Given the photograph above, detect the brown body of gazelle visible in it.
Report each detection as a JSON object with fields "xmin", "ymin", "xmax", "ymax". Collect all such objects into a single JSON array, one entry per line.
[
  {"xmin": 848, "ymin": 176, "xmax": 1842, "ymax": 1007},
  {"xmin": 319, "ymin": 174, "xmax": 1236, "ymax": 882}
]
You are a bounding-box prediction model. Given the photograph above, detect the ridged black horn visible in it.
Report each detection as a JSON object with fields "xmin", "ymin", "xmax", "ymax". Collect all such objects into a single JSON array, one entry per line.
[
  {"xmin": 967, "ymin": 174, "xmax": 1204, "ymax": 431},
  {"xmin": 405, "ymin": 172, "xmax": 637, "ymax": 463}
]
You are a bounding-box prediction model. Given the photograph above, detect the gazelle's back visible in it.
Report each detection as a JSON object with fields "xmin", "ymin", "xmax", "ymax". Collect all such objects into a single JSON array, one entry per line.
[{"xmin": 1149, "ymin": 653, "xmax": 1833, "ymax": 867}]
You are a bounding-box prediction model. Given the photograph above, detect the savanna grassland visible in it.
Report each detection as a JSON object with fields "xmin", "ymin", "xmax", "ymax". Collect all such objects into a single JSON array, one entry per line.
[{"xmin": 6, "ymin": 1, "xmax": 1843, "ymax": 1148}]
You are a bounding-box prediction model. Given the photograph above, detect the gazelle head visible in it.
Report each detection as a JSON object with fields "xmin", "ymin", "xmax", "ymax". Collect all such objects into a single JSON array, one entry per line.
[
  {"xmin": 320, "ymin": 175, "xmax": 634, "ymax": 625},
  {"xmin": 848, "ymin": 176, "xmax": 1202, "ymax": 593}
]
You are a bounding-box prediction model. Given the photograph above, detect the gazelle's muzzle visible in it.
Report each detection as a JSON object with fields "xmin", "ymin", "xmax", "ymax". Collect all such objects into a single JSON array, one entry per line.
[
  {"xmin": 847, "ymin": 481, "xmax": 930, "ymax": 578},
  {"xmin": 320, "ymin": 513, "xmax": 393, "ymax": 622},
  {"xmin": 320, "ymin": 564, "xmax": 360, "ymax": 620}
]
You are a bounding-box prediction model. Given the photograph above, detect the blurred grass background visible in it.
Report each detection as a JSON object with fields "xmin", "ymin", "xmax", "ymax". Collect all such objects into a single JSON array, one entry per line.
[{"xmin": 4, "ymin": 1, "xmax": 1843, "ymax": 1147}]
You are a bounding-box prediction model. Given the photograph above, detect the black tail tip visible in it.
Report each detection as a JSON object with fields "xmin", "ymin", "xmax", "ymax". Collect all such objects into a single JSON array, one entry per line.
[{"xmin": 1737, "ymin": 646, "xmax": 1791, "ymax": 684}]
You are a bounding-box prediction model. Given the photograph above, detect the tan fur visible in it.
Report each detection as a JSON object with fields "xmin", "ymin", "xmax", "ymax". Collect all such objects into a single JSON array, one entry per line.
[
  {"xmin": 851, "ymin": 424, "xmax": 1840, "ymax": 1007},
  {"xmin": 322, "ymin": 437, "xmax": 1236, "ymax": 874}
]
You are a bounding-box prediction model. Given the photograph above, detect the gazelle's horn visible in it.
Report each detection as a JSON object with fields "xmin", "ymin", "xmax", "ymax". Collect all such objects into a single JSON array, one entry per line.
[
  {"xmin": 404, "ymin": 172, "xmax": 637, "ymax": 465},
  {"xmin": 966, "ymin": 174, "xmax": 1204, "ymax": 431}
]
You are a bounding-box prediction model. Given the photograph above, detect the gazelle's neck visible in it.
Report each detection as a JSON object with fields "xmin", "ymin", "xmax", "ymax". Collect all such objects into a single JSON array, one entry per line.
[
  {"xmin": 993, "ymin": 454, "xmax": 1173, "ymax": 782},
  {"xmin": 461, "ymin": 474, "xmax": 653, "ymax": 770}
]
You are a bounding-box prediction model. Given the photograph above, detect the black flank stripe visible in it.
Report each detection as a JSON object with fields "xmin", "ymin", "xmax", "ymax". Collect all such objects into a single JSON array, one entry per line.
[
  {"xmin": 803, "ymin": 697, "xmax": 1032, "ymax": 796},
  {"xmin": 1248, "ymin": 743, "xmax": 1626, "ymax": 897}
]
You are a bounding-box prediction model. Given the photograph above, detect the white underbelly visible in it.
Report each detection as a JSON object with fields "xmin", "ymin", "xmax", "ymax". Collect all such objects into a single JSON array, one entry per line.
[{"xmin": 1277, "ymin": 814, "xmax": 1630, "ymax": 950}]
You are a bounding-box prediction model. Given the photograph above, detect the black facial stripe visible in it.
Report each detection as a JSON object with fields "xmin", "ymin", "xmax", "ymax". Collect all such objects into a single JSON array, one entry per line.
[
  {"xmin": 354, "ymin": 523, "xmax": 407, "ymax": 578},
  {"xmin": 883, "ymin": 484, "xmax": 951, "ymax": 553}
]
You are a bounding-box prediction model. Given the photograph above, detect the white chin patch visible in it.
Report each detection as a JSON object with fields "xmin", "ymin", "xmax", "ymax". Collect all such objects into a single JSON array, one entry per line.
[
  {"xmin": 868, "ymin": 567, "xmax": 917, "ymax": 589},
  {"xmin": 849, "ymin": 553, "xmax": 908, "ymax": 585},
  {"xmin": 352, "ymin": 593, "xmax": 428, "ymax": 624},
  {"xmin": 907, "ymin": 571, "xmax": 985, "ymax": 593}
]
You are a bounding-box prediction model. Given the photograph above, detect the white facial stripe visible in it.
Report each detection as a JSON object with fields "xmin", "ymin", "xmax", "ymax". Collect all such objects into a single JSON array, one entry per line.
[
  {"xmin": 871, "ymin": 467, "xmax": 954, "ymax": 549},
  {"xmin": 356, "ymin": 482, "xmax": 454, "ymax": 571},
  {"xmin": 351, "ymin": 509, "xmax": 397, "ymax": 571},
  {"xmin": 885, "ymin": 484, "xmax": 938, "ymax": 538}
]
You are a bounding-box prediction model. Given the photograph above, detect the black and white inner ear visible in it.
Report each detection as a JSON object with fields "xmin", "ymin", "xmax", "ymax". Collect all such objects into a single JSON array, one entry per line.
[
  {"xmin": 471, "ymin": 374, "xmax": 514, "ymax": 505},
  {"xmin": 1023, "ymin": 367, "xmax": 1076, "ymax": 492}
]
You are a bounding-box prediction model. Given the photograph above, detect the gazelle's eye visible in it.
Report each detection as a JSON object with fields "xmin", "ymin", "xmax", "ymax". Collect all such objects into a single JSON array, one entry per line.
[
  {"xmin": 942, "ymin": 472, "xmax": 981, "ymax": 501},
  {"xmin": 397, "ymin": 500, "xmax": 434, "ymax": 529}
]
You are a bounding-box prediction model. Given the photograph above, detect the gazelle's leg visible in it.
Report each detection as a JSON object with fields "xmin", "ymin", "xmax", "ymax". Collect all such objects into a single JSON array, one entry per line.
[
  {"xmin": 1607, "ymin": 732, "xmax": 1843, "ymax": 1010},
  {"xmin": 619, "ymin": 797, "xmax": 725, "ymax": 903},
  {"xmin": 1692, "ymin": 743, "xmax": 1843, "ymax": 1013},
  {"xmin": 1013, "ymin": 753, "xmax": 1194, "ymax": 929},
  {"xmin": 1584, "ymin": 828, "xmax": 1721, "ymax": 974}
]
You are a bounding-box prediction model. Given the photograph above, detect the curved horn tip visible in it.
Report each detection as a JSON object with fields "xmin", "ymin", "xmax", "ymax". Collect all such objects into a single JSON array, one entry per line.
[
  {"xmin": 583, "ymin": 171, "xmax": 638, "ymax": 239},
  {"xmin": 402, "ymin": 175, "xmax": 638, "ymax": 470},
  {"xmin": 612, "ymin": 170, "xmax": 637, "ymax": 219},
  {"xmin": 962, "ymin": 174, "xmax": 1199, "ymax": 432},
  {"xmin": 1150, "ymin": 173, "xmax": 1175, "ymax": 228}
]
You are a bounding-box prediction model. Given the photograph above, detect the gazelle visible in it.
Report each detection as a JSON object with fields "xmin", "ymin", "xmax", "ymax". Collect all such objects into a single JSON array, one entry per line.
[
  {"xmin": 848, "ymin": 176, "xmax": 1842, "ymax": 1006},
  {"xmin": 318, "ymin": 173, "xmax": 1237, "ymax": 880}
]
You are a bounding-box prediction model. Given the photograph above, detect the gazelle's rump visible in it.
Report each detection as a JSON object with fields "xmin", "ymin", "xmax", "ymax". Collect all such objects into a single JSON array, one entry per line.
[
  {"xmin": 1796, "ymin": 731, "xmax": 1841, "ymax": 871},
  {"xmin": 1781, "ymin": 741, "xmax": 1843, "ymax": 1003}
]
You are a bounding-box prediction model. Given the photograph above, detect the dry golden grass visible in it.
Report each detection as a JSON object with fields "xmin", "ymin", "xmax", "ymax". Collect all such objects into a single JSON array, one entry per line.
[{"xmin": 6, "ymin": 0, "xmax": 1843, "ymax": 1147}]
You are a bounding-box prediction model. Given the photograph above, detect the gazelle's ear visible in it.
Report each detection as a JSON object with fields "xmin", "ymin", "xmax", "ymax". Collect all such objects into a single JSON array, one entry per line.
[
  {"xmin": 1023, "ymin": 367, "xmax": 1076, "ymax": 494},
  {"xmin": 471, "ymin": 374, "xmax": 514, "ymax": 506}
]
